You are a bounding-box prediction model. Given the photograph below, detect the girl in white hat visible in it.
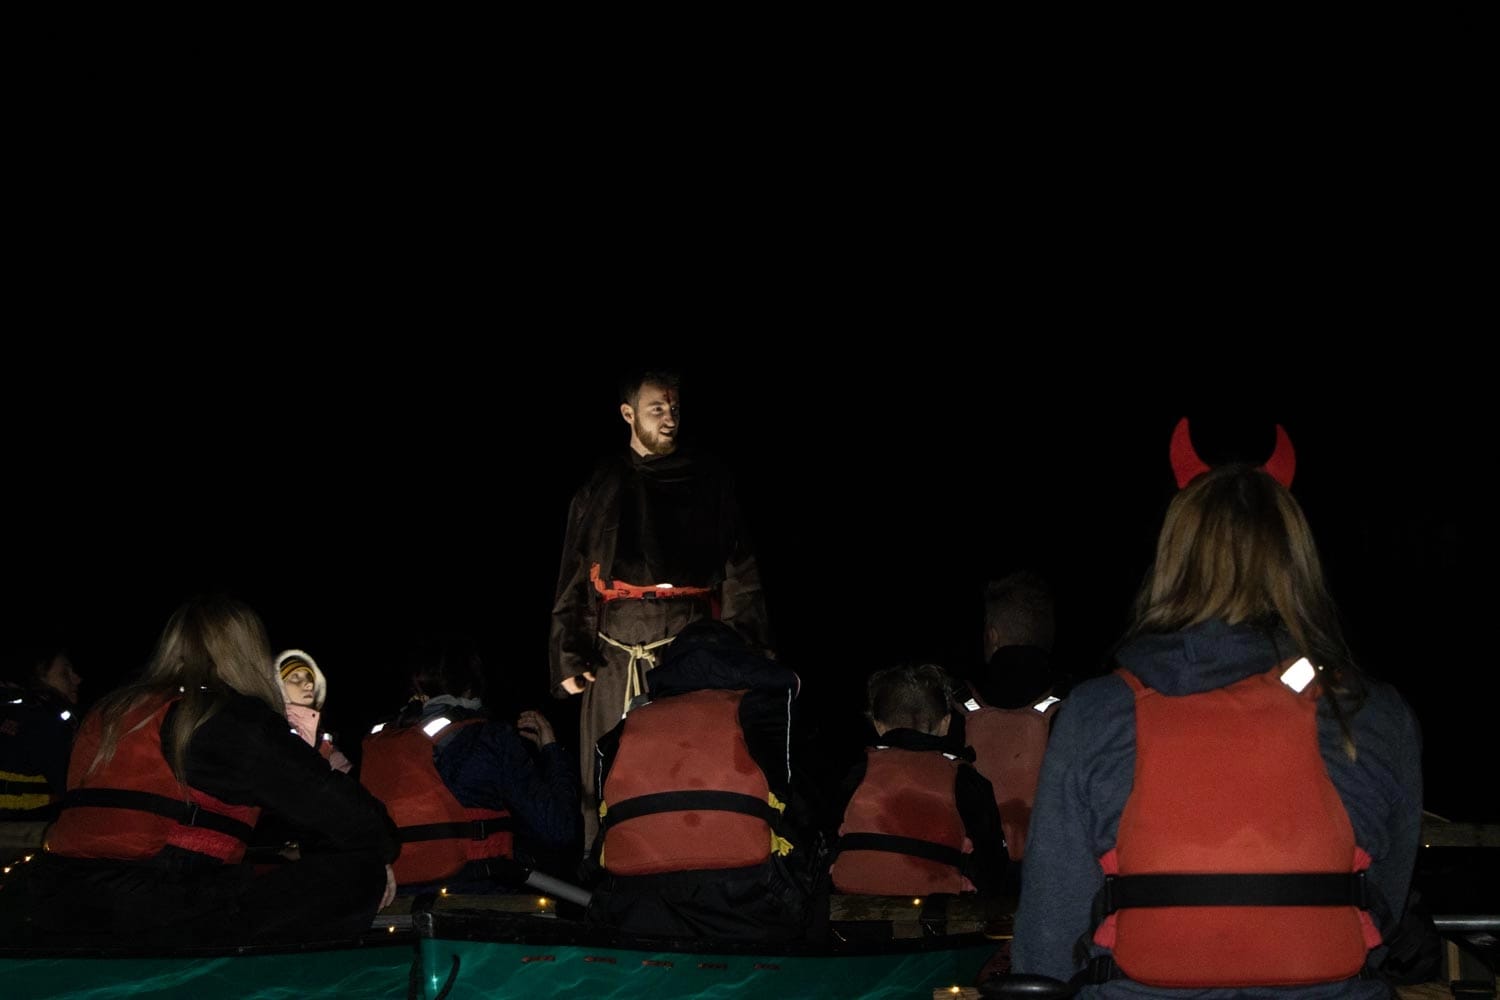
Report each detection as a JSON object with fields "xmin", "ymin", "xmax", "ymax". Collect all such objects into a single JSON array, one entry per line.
[{"xmin": 276, "ymin": 650, "xmax": 351, "ymax": 773}]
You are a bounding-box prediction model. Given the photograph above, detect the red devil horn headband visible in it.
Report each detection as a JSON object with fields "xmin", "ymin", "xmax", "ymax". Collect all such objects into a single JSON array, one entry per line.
[{"xmin": 1170, "ymin": 418, "xmax": 1296, "ymax": 489}]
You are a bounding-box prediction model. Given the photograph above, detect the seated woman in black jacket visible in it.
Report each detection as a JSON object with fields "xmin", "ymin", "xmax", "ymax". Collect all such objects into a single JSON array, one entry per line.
[{"xmin": 9, "ymin": 595, "xmax": 399, "ymax": 948}]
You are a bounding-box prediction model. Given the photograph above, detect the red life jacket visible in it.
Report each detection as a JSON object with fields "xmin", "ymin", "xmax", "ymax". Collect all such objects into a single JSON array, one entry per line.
[
  {"xmin": 600, "ymin": 688, "xmax": 784, "ymax": 876},
  {"xmin": 964, "ymin": 691, "xmax": 1059, "ymax": 862},
  {"xmin": 1094, "ymin": 663, "xmax": 1381, "ymax": 988},
  {"xmin": 360, "ymin": 715, "xmax": 512, "ymax": 884},
  {"xmin": 831, "ymin": 747, "xmax": 973, "ymax": 895},
  {"xmin": 47, "ymin": 695, "xmax": 260, "ymax": 864}
]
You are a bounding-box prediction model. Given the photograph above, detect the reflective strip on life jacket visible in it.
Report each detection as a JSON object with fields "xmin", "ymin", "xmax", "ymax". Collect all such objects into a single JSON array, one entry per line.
[{"xmin": 0, "ymin": 768, "xmax": 54, "ymax": 813}]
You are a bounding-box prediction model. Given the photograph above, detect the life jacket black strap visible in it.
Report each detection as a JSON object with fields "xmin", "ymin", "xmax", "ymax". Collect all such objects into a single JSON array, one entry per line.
[
  {"xmin": 836, "ymin": 832, "xmax": 966, "ymax": 871},
  {"xmin": 60, "ymin": 788, "xmax": 255, "ymax": 842},
  {"xmin": 399, "ymin": 816, "xmax": 514, "ymax": 843},
  {"xmin": 602, "ymin": 790, "xmax": 778, "ymax": 828},
  {"xmin": 1096, "ymin": 871, "xmax": 1369, "ymax": 918}
]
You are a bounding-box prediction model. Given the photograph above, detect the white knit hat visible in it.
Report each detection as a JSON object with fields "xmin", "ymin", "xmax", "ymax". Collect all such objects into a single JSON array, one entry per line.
[{"xmin": 274, "ymin": 649, "xmax": 327, "ymax": 709}]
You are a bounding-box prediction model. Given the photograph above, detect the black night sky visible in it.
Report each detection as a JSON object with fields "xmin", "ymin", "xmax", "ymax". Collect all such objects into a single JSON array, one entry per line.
[{"xmin": 5, "ymin": 355, "xmax": 1488, "ymax": 823}]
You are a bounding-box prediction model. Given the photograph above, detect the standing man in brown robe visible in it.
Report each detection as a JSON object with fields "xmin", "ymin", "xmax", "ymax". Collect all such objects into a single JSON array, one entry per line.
[{"xmin": 550, "ymin": 370, "xmax": 773, "ymax": 846}]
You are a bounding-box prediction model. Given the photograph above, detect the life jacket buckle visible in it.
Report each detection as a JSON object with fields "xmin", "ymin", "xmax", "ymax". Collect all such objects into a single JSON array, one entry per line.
[{"xmin": 1101, "ymin": 874, "xmax": 1116, "ymax": 914}]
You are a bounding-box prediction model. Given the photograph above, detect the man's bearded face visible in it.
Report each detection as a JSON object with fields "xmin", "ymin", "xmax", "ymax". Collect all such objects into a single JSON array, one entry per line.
[{"xmin": 631, "ymin": 383, "xmax": 680, "ymax": 456}]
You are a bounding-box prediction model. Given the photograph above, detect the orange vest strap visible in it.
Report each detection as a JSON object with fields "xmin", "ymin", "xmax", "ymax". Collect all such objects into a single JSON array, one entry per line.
[
  {"xmin": 590, "ymin": 563, "xmax": 715, "ymax": 602},
  {"xmin": 60, "ymin": 787, "xmax": 255, "ymax": 843}
]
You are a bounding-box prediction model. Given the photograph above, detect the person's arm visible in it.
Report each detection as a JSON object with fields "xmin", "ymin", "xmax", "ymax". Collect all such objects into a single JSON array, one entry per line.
[
  {"xmin": 717, "ymin": 474, "xmax": 773, "ymax": 657},
  {"xmin": 1011, "ymin": 676, "xmax": 1135, "ymax": 980},
  {"xmin": 586, "ymin": 720, "xmax": 624, "ymax": 868},
  {"xmin": 550, "ymin": 483, "xmax": 602, "ymax": 697},
  {"xmin": 35, "ymin": 709, "xmax": 75, "ymax": 794},
  {"xmin": 1322, "ymin": 680, "xmax": 1424, "ymax": 950},
  {"xmin": 955, "ymin": 764, "xmax": 1008, "ymax": 895},
  {"xmin": 469, "ymin": 719, "xmax": 580, "ymax": 851},
  {"xmin": 183, "ymin": 697, "xmax": 399, "ymax": 863}
]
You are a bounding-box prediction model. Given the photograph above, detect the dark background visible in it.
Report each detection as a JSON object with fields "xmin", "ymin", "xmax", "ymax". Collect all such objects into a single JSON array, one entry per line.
[{"xmin": 4, "ymin": 356, "xmax": 1487, "ymax": 821}]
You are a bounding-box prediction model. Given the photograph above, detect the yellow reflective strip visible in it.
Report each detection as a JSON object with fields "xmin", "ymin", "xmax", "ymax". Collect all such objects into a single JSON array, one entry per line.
[
  {"xmin": 0, "ymin": 793, "xmax": 52, "ymax": 810},
  {"xmin": 0, "ymin": 770, "xmax": 49, "ymax": 785},
  {"xmin": 767, "ymin": 792, "xmax": 786, "ymax": 814},
  {"xmin": 770, "ymin": 833, "xmax": 794, "ymax": 857},
  {"xmin": 598, "ymin": 801, "xmax": 608, "ymax": 819}
]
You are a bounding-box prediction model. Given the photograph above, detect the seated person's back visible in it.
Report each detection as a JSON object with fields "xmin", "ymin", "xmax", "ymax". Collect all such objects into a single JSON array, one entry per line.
[
  {"xmin": 831, "ymin": 663, "xmax": 1006, "ymax": 896},
  {"xmin": 959, "ymin": 643, "xmax": 1062, "ymax": 865},
  {"xmin": 588, "ymin": 620, "xmax": 808, "ymax": 941}
]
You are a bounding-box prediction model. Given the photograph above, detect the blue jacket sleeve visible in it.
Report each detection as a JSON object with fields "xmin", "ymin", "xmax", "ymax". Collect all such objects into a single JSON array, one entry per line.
[
  {"xmin": 1011, "ymin": 675, "xmax": 1136, "ymax": 980},
  {"xmin": 438, "ymin": 723, "xmax": 580, "ymax": 850},
  {"xmin": 1320, "ymin": 679, "xmax": 1423, "ymax": 951}
]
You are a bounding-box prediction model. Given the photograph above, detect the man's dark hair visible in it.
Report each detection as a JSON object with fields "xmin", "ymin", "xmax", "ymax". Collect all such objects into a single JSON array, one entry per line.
[
  {"xmin": 984, "ymin": 571, "xmax": 1055, "ymax": 650},
  {"xmin": 2, "ymin": 643, "xmax": 67, "ymax": 687},
  {"xmin": 618, "ymin": 369, "xmax": 682, "ymax": 409},
  {"xmin": 409, "ymin": 634, "xmax": 487, "ymax": 701},
  {"xmin": 867, "ymin": 663, "xmax": 951, "ymax": 734}
]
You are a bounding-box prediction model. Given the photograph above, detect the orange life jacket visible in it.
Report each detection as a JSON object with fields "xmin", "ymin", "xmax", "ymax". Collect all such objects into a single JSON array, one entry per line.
[
  {"xmin": 831, "ymin": 747, "xmax": 973, "ymax": 895},
  {"xmin": 600, "ymin": 688, "xmax": 784, "ymax": 876},
  {"xmin": 361, "ymin": 716, "xmax": 513, "ymax": 884},
  {"xmin": 963, "ymin": 691, "xmax": 1059, "ymax": 861},
  {"xmin": 47, "ymin": 695, "xmax": 260, "ymax": 864},
  {"xmin": 1094, "ymin": 663, "xmax": 1381, "ymax": 987}
]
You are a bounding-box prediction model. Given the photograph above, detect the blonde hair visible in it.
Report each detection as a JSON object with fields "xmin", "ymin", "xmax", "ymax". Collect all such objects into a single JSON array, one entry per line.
[
  {"xmin": 1130, "ymin": 465, "xmax": 1363, "ymax": 753},
  {"xmin": 87, "ymin": 595, "xmax": 283, "ymax": 788}
]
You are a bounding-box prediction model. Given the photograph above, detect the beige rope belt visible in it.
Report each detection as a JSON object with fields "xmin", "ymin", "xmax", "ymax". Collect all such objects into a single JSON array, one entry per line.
[{"xmin": 597, "ymin": 632, "xmax": 677, "ymax": 716}]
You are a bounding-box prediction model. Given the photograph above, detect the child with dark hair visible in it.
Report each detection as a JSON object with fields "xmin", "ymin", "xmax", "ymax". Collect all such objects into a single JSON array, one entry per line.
[{"xmin": 830, "ymin": 663, "xmax": 1006, "ymax": 896}]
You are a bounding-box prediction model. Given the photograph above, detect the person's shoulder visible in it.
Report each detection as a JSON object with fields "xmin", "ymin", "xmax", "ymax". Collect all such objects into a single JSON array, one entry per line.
[
  {"xmin": 1059, "ymin": 672, "xmax": 1132, "ymax": 714},
  {"xmin": 574, "ymin": 452, "xmax": 632, "ymax": 496},
  {"xmin": 683, "ymin": 448, "xmax": 733, "ymax": 480},
  {"xmin": 456, "ymin": 717, "xmax": 531, "ymax": 757},
  {"xmin": 210, "ymin": 690, "xmax": 287, "ymax": 735},
  {"xmin": 1347, "ymin": 674, "xmax": 1420, "ymax": 736}
]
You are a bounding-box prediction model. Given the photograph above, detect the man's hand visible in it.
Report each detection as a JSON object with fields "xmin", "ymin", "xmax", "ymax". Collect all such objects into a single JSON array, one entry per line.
[
  {"xmin": 516, "ymin": 710, "xmax": 557, "ymax": 749},
  {"xmin": 560, "ymin": 671, "xmax": 596, "ymax": 695}
]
